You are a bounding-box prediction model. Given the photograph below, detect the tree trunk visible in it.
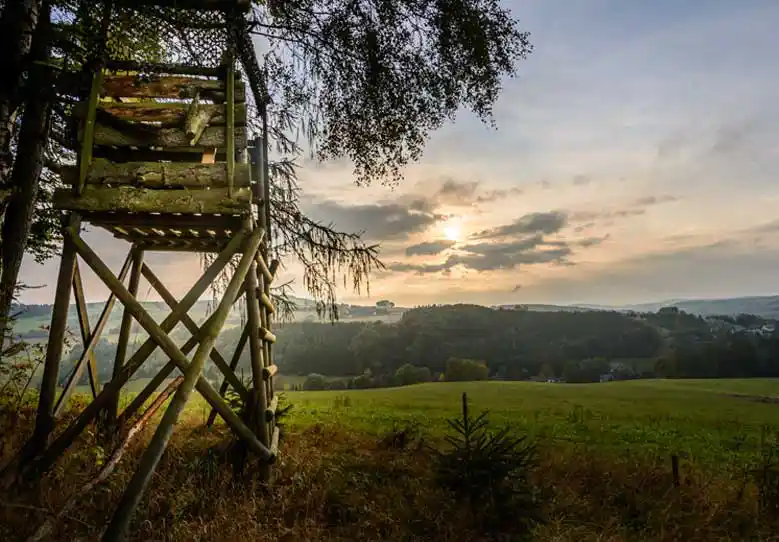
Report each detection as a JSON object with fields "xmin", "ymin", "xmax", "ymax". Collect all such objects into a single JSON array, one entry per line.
[
  {"xmin": 0, "ymin": 0, "xmax": 44, "ymax": 201},
  {"xmin": 0, "ymin": 1, "xmax": 53, "ymax": 329}
]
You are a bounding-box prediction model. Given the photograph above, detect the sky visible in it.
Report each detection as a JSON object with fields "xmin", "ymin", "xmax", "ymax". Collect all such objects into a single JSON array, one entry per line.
[{"xmin": 18, "ymin": 0, "xmax": 779, "ymax": 308}]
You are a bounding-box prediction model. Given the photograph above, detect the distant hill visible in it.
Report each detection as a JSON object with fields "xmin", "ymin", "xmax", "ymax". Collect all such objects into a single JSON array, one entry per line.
[{"xmin": 497, "ymin": 296, "xmax": 779, "ymax": 320}]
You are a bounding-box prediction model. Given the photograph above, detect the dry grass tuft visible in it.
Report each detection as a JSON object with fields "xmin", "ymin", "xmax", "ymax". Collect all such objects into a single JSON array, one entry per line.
[{"xmin": 1, "ymin": 408, "xmax": 778, "ymax": 541}]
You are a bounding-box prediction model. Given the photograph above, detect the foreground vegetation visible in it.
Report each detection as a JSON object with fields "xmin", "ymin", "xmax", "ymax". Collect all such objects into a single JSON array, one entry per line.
[{"xmin": 2, "ymin": 379, "xmax": 779, "ymax": 540}]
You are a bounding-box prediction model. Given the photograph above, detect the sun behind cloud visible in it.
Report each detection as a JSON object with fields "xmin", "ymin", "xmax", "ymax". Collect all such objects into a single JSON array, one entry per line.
[{"xmin": 443, "ymin": 222, "xmax": 461, "ymax": 241}]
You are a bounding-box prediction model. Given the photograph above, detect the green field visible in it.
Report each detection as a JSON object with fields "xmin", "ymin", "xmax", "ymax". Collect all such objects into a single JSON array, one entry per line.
[{"xmin": 283, "ymin": 379, "xmax": 779, "ymax": 467}]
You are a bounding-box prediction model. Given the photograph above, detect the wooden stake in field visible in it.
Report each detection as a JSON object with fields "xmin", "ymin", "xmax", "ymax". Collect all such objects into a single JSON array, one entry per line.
[{"xmin": 3, "ymin": 3, "xmax": 280, "ymax": 539}]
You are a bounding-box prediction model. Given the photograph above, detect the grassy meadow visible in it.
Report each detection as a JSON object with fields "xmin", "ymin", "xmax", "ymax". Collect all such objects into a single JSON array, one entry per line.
[
  {"xmin": 3, "ymin": 378, "xmax": 779, "ymax": 541},
  {"xmin": 285, "ymin": 379, "xmax": 779, "ymax": 468}
]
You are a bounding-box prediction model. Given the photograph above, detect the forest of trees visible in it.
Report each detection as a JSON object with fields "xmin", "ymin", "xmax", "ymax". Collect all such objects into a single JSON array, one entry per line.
[{"xmin": 50, "ymin": 304, "xmax": 779, "ymax": 392}]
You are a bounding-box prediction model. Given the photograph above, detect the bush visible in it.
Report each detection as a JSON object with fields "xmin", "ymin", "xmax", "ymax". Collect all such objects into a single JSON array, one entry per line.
[
  {"xmin": 444, "ymin": 358, "xmax": 489, "ymax": 382},
  {"xmin": 394, "ymin": 363, "xmax": 431, "ymax": 386},
  {"xmin": 432, "ymin": 393, "xmax": 541, "ymax": 534},
  {"xmin": 303, "ymin": 373, "xmax": 328, "ymax": 391}
]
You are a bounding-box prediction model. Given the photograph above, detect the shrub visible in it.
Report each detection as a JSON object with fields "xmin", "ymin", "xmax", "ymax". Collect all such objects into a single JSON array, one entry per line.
[
  {"xmin": 303, "ymin": 373, "xmax": 328, "ymax": 391},
  {"xmin": 444, "ymin": 358, "xmax": 489, "ymax": 382},
  {"xmin": 394, "ymin": 363, "xmax": 431, "ymax": 386},
  {"xmin": 432, "ymin": 392, "xmax": 541, "ymax": 534}
]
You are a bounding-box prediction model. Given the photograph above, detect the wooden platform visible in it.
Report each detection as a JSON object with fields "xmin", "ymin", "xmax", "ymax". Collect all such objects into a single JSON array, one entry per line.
[{"xmin": 55, "ymin": 57, "xmax": 253, "ymax": 252}]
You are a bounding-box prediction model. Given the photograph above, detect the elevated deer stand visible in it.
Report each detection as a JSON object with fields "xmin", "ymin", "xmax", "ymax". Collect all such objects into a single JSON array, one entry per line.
[{"xmin": 3, "ymin": 1, "xmax": 279, "ymax": 539}]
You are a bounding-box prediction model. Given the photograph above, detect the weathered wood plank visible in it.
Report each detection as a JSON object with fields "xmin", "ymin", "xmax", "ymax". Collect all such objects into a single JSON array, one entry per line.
[
  {"xmin": 53, "ymin": 186, "xmax": 252, "ymax": 215},
  {"xmin": 85, "ymin": 102, "xmax": 246, "ymax": 127},
  {"xmin": 94, "ymin": 147, "xmax": 230, "ymax": 163},
  {"xmin": 63, "ymin": 160, "xmax": 251, "ymax": 189},
  {"xmin": 106, "ymin": 60, "xmax": 224, "ymax": 77},
  {"xmin": 92, "ymin": 123, "xmax": 247, "ymax": 149},
  {"xmin": 101, "ymin": 75, "xmax": 245, "ymax": 101}
]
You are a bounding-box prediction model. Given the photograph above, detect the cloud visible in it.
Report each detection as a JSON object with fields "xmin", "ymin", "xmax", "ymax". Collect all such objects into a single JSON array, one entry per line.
[
  {"xmin": 390, "ymin": 234, "xmax": 574, "ymax": 274},
  {"xmin": 405, "ymin": 239, "xmax": 456, "ymax": 256},
  {"xmin": 572, "ymin": 174, "xmax": 592, "ymax": 186},
  {"xmin": 472, "ymin": 211, "xmax": 568, "ymax": 239},
  {"xmin": 304, "ymin": 199, "xmax": 444, "ymax": 241},
  {"xmin": 571, "ymin": 194, "xmax": 680, "ymax": 223},
  {"xmin": 436, "ymin": 179, "xmax": 480, "ymax": 204},
  {"xmin": 512, "ymin": 284, "xmax": 522, "ymax": 292}
]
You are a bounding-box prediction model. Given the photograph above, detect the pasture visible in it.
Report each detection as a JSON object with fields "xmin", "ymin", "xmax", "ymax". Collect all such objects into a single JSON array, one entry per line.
[{"xmin": 284, "ymin": 379, "xmax": 779, "ymax": 468}]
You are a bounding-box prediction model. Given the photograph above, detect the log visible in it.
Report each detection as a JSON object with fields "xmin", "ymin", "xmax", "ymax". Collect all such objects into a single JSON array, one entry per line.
[
  {"xmin": 263, "ymin": 364, "xmax": 278, "ymax": 380},
  {"xmin": 265, "ymin": 395, "xmax": 278, "ymax": 422},
  {"xmin": 101, "ymin": 75, "xmax": 245, "ymax": 101},
  {"xmin": 53, "ymin": 186, "xmax": 252, "ymax": 215},
  {"xmin": 185, "ymin": 91, "xmax": 213, "ymax": 145},
  {"xmin": 81, "ymin": 102, "xmax": 246, "ymax": 127},
  {"xmin": 91, "ymin": 123, "xmax": 247, "ymax": 149},
  {"xmin": 63, "ymin": 159, "xmax": 251, "ymax": 189},
  {"xmin": 259, "ymin": 327, "xmax": 276, "ymax": 344},
  {"xmin": 269, "ymin": 425, "xmax": 279, "ymax": 461},
  {"xmin": 106, "ymin": 59, "xmax": 224, "ymax": 77}
]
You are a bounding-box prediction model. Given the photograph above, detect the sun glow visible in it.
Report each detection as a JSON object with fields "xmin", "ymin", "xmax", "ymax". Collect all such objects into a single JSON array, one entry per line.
[{"xmin": 443, "ymin": 223, "xmax": 461, "ymax": 242}]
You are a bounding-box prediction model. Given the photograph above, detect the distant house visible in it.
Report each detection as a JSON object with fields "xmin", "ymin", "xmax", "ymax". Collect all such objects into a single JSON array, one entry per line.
[{"xmin": 599, "ymin": 374, "xmax": 614, "ymax": 383}]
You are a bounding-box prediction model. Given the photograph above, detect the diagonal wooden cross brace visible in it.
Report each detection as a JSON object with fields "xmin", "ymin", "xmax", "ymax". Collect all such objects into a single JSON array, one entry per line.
[
  {"xmin": 54, "ymin": 253, "xmax": 133, "ymax": 417},
  {"xmin": 23, "ymin": 228, "xmax": 272, "ymax": 480},
  {"xmin": 141, "ymin": 262, "xmax": 248, "ymax": 401}
]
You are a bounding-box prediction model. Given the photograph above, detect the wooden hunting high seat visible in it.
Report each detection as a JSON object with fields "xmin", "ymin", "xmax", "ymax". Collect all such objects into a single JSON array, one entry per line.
[{"xmin": 54, "ymin": 59, "xmax": 251, "ymax": 253}]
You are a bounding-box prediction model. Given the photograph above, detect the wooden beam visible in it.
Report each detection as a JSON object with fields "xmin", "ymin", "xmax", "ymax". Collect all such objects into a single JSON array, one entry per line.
[
  {"xmin": 106, "ymin": 246, "xmax": 144, "ymax": 428},
  {"xmin": 53, "ymin": 186, "xmax": 252, "ymax": 216},
  {"xmin": 225, "ymin": 58, "xmax": 235, "ymax": 197},
  {"xmin": 101, "ymin": 75, "xmax": 245, "ymax": 101},
  {"xmin": 141, "ymin": 263, "xmax": 248, "ymax": 401},
  {"xmin": 105, "ymin": 59, "xmax": 224, "ymax": 77},
  {"xmin": 206, "ymin": 321, "xmax": 250, "ymax": 427},
  {"xmin": 54, "ymin": 253, "xmax": 133, "ymax": 417},
  {"xmin": 89, "ymin": 102, "xmax": 246, "ymax": 126},
  {"xmin": 77, "ymin": 71, "xmax": 103, "ymax": 195},
  {"xmin": 25, "ymin": 216, "xmax": 79, "ymax": 458},
  {"xmin": 257, "ymin": 289, "xmax": 275, "ymax": 314},
  {"xmin": 103, "ymin": 225, "xmax": 263, "ymax": 541},
  {"xmin": 269, "ymin": 425, "xmax": 279, "ymax": 461},
  {"xmin": 63, "ymin": 160, "xmax": 251, "ymax": 189},
  {"xmin": 71, "ymin": 262, "xmax": 100, "ymax": 400},
  {"xmin": 21, "ymin": 231, "xmax": 251, "ymax": 479},
  {"xmin": 92, "ymin": 123, "xmax": 247, "ymax": 149}
]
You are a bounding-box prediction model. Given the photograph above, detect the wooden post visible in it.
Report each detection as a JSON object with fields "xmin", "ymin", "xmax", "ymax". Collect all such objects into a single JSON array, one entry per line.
[
  {"xmin": 77, "ymin": 70, "xmax": 104, "ymax": 196},
  {"xmin": 55, "ymin": 253, "xmax": 133, "ymax": 417},
  {"xmin": 671, "ymin": 454, "xmax": 680, "ymax": 487},
  {"xmin": 106, "ymin": 246, "xmax": 144, "ymax": 428},
  {"xmin": 206, "ymin": 321, "xmax": 250, "ymax": 427},
  {"xmin": 24, "ymin": 215, "xmax": 79, "ymax": 458},
  {"xmin": 103, "ymin": 225, "xmax": 262, "ymax": 541},
  {"xmin": 225, "ymin": 55, "xmax": 236, "ymax": 198}
]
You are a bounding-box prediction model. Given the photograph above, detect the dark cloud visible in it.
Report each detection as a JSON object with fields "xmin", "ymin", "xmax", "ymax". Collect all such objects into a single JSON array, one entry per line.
[
  {"xmin": 429, "ymin": 178, "xmax": 523, "ymax": 206},
  {"xmin": 436, "ymin": 179, "xmax": 480, "ymax": 204},
  {"xmin": 571, "ymin": 194, "xmax": 679, "ymax": 223},
  {"xmin": 576, "ymin": 234, "xmax": 610, "ymax": 248},
  {"xmin": 304, "ymin": 200, "xmax": 444, "ymax": 241},
  {"xmin": 405, "ymin": 239, "xmax": 456, "ymax": 256},
  {"xmin": 632, "ymin": 194, "xmax": 679, "ymax": 206},
  {"xmin": 389, "ymin": 234, "xmax": 573, "ymax": 274},
  {"xmin": 476, "ymin": 186, "xmax": 524, "ymax": 203},
  {"xmin": 572, "ymin": 174, "xmax": 592, "ymax": 186},
  {"xmin": 512, "ymin": 284, "xmax": 522, "ymax": 292},
  {"xmin": 472, "ymin": 211, "xmax": 568, "ymax": 240}
]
